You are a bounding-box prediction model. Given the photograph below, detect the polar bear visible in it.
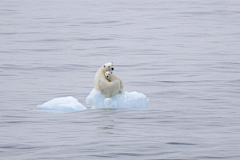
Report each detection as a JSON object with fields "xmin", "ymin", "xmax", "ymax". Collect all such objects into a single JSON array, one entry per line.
[
  {"xmin": 105, "ymin": 71, "xmax": 124, "ymax": 94},
  {"xmin": 94, "ymin": 62, "xmax": 121, "ymax": 98}
]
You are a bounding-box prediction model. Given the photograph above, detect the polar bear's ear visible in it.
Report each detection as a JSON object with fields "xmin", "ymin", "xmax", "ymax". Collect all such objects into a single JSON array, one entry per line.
[{"xmin": 111, "ymin": 62, "xmax": 113, "ymax": 64}]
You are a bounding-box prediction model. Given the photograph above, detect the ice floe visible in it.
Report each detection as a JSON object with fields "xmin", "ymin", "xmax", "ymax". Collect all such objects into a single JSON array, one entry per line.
[
  {"xmin": 86, "ymin": 89, "xmax": 149, "ymax": 109},
  {"xmin": 36, "ymin": 96, "xmax": 87, "ymax": 113}
]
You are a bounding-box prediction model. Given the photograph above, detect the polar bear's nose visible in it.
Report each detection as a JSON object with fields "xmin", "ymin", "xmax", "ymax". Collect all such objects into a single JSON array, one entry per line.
[{"xmin": 112, "ymin": 68, "xmax": 114, "ymax": 71}]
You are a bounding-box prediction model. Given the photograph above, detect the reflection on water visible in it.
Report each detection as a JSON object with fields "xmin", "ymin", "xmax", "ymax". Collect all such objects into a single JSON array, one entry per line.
[{"xmin": 97, "ymin": 110, "xmax": 115, "ymax": 135}]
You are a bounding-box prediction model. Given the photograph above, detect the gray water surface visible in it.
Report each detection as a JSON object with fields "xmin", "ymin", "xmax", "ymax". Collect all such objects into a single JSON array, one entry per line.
[{"xmin": 1, "ymin": 0, "xmax": 240, "ymax": 159}]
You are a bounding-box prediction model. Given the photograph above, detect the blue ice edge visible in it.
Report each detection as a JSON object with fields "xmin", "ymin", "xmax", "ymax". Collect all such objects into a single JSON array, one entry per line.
[
  {"xmin": 36, "ymin": 89, "xmax": 149, "ymax": 113},
  {"xmin": 86, "ymin": 89, "xmax": 149, "ymax": 109}
]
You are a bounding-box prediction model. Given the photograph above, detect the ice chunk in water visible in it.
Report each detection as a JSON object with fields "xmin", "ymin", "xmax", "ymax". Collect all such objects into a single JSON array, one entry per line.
[
  {"xmin": 86, "ymin": 89, "xmax": 149, "ymax": 109},
  {"xmin": 36, "ymin": 96, "xmax": 87, "ymax": 113}
]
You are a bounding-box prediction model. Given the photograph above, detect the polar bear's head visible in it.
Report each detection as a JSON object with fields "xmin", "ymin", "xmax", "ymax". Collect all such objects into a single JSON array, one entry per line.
[
  {"xmin": 105, "ymin": 71, "xmax": 113, "ymax": 78},
  {"xmin": 102, "ymin": 62, "xmax": 114, "ymax": 71}
]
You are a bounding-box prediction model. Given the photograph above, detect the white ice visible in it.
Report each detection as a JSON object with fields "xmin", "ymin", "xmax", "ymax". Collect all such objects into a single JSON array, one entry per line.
[
  {"xmin": 86, "ymin": 89, "xmax": 149, "ymax": 109},
  {"xmin": 36, "ymin": 96, "xmax": 87, "ymax": 113}
]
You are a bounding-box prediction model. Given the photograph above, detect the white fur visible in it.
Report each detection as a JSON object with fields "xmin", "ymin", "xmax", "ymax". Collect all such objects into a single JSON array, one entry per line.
[
  {"xmin": 94, "ymin": 62, "xmax": 121, "ymax": 98},
  {"xmin": 105, "ymin": 71, "xmax": 124, "ymax": 94}
]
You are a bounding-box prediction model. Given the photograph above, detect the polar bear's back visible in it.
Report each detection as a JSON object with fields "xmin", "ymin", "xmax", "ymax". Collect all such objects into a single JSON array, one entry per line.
[
  {"xmin": 100, "ymin": 80, "xmax": 120, "ymax": 98},
  {"xmin": 94, "ymin": 67, "xmax": 106, "ymax": 91},
  {"xmin": 110, "ymin": 74, "xmax": 124, "ymax": 94}
]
